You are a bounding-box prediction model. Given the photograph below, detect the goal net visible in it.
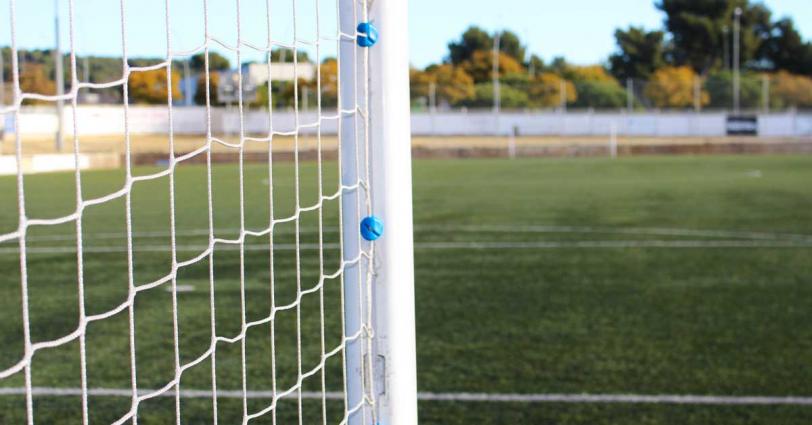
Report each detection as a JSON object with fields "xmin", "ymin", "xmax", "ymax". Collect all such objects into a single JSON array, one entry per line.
[{"xmin": 0, "ymin": 0, "xmax": 415, "ymax": 424}]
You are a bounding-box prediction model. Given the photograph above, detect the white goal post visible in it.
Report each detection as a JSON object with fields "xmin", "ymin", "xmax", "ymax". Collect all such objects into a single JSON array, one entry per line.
[{"xmin": 340, "ymin": 0, "xmax": 417, "ymax": 425}]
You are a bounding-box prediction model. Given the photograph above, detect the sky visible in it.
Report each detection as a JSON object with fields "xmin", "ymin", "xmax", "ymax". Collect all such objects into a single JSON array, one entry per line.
[{"xmin": 0, "ymin": 0, "xmax": 810, "ymax": 68}]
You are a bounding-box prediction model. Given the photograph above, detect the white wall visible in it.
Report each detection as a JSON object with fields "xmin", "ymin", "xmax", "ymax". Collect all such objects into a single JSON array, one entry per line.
[{"xmin": 7, "ymin": 106, "xmax": 812, "ymax": 138}]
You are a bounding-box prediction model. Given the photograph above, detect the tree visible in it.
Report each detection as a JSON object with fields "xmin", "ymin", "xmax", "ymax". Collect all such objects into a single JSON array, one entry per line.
[
  {"xmin": 704, "ymin": 70, "xmax": 760, "ymax": 109},
  {"xmin": 269, "ymin": 48, "xmax": 311, "ymax": 63},
  {"xmin": 464, "ymin": 82, "xmax": 529, "ymax": 109},
  {"xmin": 194, "ymin": 71, "xmax": 221, "ymax": 105},
  {"xmin": 190, "ymin": 52, "xmax": 231, "ymax": 72},
  {"xmin": 496, "ymin": 30, "xmax": 526, "ymax": 63},
  {"xmin": 656, "ymin": 0, "xmax": 772, "ymax": 73},
  {"xmin": 609, "ymin": 26, "xmax": 666, "ymax": 81},
  {"xmin": 318, "ymin": 58, "xmax": 339, "ymax": 108},
  {"xmin": 644, "ymin": 66, "xmax": 708, "ymax": 108},
  {"xmin": 572, "ymin": 81, "xmax": 627, "ymax": 109},
  {"xmin": 759, "ymin": 18, "xmax": 812, "ymax": 75},
  {"xmin": 447, "ymin": 26, "xmax": 526, "ymax": 65},
  {"xmin": 19, "ymin": 64, "xmax": 56, "ymax": 104},
  {"xmin": 128, "ymin": 68, "xmax": 181, "ymax": 104},
  {"xmin": 448, "ymin": 26, "xmax": 493, "ymax": 65},
  {"xmin": 409, "ymin": 68, "xmax": 433, "ymax": 103},
  {"xmin": 566, "ymin": 65, "xmax": 617, "ymax": 83},
  {"xmin": 460, "ymin": 50, "xmax": 523, "ymax": 84},
  {"xmin": 430, "ymin": 64, "xmax": 475, "ymax": 106},
  {"xmin": 499, "ymin": 72, "xmax": 578, "ymax": 108},
  {"xmin": 769, "ymin": 71, "xmax": 812, "ymax": 108},
  {"xmin": 527, "ymin": 54, "xmax": 544, "ymax": 77}
]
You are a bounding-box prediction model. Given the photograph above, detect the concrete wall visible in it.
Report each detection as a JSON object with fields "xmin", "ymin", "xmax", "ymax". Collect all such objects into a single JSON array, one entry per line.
[{"xmin": 7, "ymin": 107, "xmax": 812, "ymax": 138}]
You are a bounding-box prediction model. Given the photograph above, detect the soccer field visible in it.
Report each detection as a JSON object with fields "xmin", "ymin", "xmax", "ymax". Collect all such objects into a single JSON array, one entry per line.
[{"xmin": 1, "ymin": 154, "xmax": 811, "ymax": 424}]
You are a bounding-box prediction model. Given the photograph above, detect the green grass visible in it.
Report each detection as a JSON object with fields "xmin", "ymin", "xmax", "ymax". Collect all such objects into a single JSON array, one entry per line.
[{"xmin": 0, "ymin": 154, "xmax": 811, "ymax": 424}]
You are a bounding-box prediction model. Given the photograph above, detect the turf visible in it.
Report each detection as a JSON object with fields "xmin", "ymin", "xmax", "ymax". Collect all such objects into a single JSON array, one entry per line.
[{"xmin": 0, "ymin": 154, "xmax": 811, "ymax": 424}]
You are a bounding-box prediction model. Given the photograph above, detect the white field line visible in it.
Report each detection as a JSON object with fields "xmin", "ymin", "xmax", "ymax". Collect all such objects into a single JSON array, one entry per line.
[
  {"xmin": 0, "ymin": 388, "xmax": 811, "ymax": 406},
  {"xmin": 12, "ymin": 225, "xmax": 812, "ymax": 243},
  {"xmin": 4, "ymin": 240, "xmax": 812, "ymax": 255}
]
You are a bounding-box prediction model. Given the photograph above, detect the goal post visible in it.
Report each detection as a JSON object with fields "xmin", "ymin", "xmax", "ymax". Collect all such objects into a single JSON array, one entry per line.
[
  {"xmin": 340, "ymin": 0, "xmax": 418, "ymax": 424},
  {"xmin": 368, "ymin": 1, "xmax": 419, "ymax": 424}
]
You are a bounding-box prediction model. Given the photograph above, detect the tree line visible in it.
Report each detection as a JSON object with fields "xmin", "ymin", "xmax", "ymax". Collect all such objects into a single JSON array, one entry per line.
[
  {"xmin": 411, "ymin": 0, "xmax": 812, "ymax": 110},
  {"xmin": 2, "ymin": 0, "xmax": 811, "ymax": 110}
]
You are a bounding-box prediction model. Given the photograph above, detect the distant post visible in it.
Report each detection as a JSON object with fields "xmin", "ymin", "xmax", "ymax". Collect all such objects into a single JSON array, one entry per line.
[
  {"xmin": 559, "ymin": 80, "xmax": 567, "ymax": 113},
  {"xmin": 183, "ymin": 58, "xmax": 192, "ymax": 107},
  {"xmin": 54, "ymin": 0, "xmax": 64, "ymax": 151},
  {"xmin": 626, "ymin": 78, "xmax": 633, "ymax": 112},
  {"xmin": 761, "ymin": 74, "xmax": 769, "ymax": 113},
  {"xmin": 492, "ymin": 32, "xmax": 501, "ymax": 114},
  {"xmin": 0, "ymin": 48, "xmax": 5, "ymax": 106},
  {"xmin": 693, "ymin": 75, "xmax": 701, "ymax": 113},
  {"xmin": 733, "ymin": 7, "xmax": 742, "ymax": 114}
]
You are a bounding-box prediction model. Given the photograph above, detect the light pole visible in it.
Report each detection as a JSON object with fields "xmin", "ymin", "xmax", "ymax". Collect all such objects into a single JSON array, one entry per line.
[
  {"xmin": 761, "ymin": 74, "xmax": 770, "ymax": 113},
  {"xmin": 0, "ymin": 48, "xmax": 5, "ymax": 106},
  {"xmin": 54, "ymin": 0, "xmax": 64, "ymax": 151},
  {"xmin": 183, "ymin": 58, "xmax": 192, "ymax": 106},
  {"xmin": 733, "ymin": 7, "xmax": 742, "ymax": 114},
  {"xmin": 492, "ymin": 32, "xmax": 501, "ymax": 114},
  {"xmin": 626, "ymin": 78, "xmax": 633, "ymax": 112}
]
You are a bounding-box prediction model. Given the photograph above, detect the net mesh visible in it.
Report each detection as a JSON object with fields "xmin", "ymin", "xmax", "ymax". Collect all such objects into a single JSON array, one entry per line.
[{"xmin": 0, "ymin": 0, "xmax": 376, "ymax": 424}]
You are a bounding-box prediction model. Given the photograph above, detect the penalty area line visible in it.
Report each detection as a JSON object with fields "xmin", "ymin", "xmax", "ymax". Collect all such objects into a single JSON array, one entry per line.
[{"xmin": 0, "ymin": 388, "xmax": 811, "ymax": 406}]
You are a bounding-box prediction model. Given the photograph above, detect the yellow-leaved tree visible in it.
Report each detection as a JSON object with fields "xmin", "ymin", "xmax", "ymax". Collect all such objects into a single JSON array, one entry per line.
[
  {"xmin": 644, "ymin": 66, "xmax": 708, "ymax": 109},
  {"xmin": 128, "ymin": 68, "xmax": 181, "ymax": 104},
  {"xmin": 20, "ymin": 64, "xmax": 56, "ymax": 104},
  {"xmin": 770, "ymin": 71, "xmax": 812, "ymax": 109},
  {"xmin": 528, "ymin": 73, "xmax": 576, "ymax": 108},
  {"xmin": 460, "ymin": 50, "xmax": 523, "ymax": 83},
  {"xmin": 428, "ymin": 64, "xmax": 475, "ymax": 106}
]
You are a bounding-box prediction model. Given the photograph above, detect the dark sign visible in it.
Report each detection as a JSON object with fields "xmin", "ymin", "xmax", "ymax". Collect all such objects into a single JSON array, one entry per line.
[{"xmin": 726, "ymin": 115, "xmax": 758, "ymax": 136}]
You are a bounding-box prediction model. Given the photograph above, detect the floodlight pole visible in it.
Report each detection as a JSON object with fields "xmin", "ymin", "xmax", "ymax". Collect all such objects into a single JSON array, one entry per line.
[
  {"xmin": 183, "ymin": 58, "xmax": 192, "ymax": 107},
  {"xmin": 559, "ymin": 80, "xmax": 567, "ymax": 112},
  {"xmin": 492, "ymin": 32, "xmax": 501, "ymax": 114},
  {"xmin": 761, "ymin": 74, "xmax": 769, "ymax": 113},
  {"xmin": 626, "ymin": 78, "xmax": 633, "ymax": 112},
  {"xmin": 693, "ymin": 75, "xmax": 701, "ymax": 112},
  {"xmin": 0, "ymin": 49, "xmax": 5, "ymax": 106},
  {"xmin": 54, "ymin": 0, "xmax": 64, "ymax": 151},
  {"xmin": 428, "ymin": 81, "xmax": 436, "ymax": 113},
  {"xmin": 733, "ymin": 7, "xmax": 742, "ymax": 114}
]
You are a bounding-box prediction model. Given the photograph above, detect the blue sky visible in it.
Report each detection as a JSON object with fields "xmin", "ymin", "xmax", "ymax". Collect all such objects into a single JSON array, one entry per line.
[{"xmin": 1, "ymin": 0, "xmax": 810, "ymax": 68}]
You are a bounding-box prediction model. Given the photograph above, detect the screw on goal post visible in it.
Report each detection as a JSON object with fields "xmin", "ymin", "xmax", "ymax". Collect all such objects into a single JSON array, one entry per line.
[
  {"xmin": 357, "ymin": 22, "xmax": 379, "ymax": 47},
  {"xmin": 361, "ymin": 216, "xmax": 384, "ymax": 241}
]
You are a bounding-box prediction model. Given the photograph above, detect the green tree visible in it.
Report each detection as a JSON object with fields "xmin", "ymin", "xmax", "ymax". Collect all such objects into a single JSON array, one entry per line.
[
  {"xmin": 759, "ymin": 18, "xmax": 812, "ymax": 75},
  {"xmin": 656, "ymin": 0, "xmax": 772, "ymax": 73},
  {"xmin": 495, "ymin": 30, "xmax": 526, "ymax": 63},
  {"xmin": 464, "ymin": 82, "xmax": 529, "ymax": 109},
  {"xmin": 190, "ymin": 52, "xmax": 231, "ymax": 72},
  {"xmin": 447, "ymin": 26, "xmax": 526, "ymax": 65},
  {"xmin": 270, "ymin": 48, "xmax": 310, "ymax": 63},
  {"xmin": 526, "ymin": 54, "xmax": 544, "ymax": 77},
  {"xmin": 704, "ymin": 70, "xmax": 760, "ymax": 109},
  {"xmin": 572, "ymin": 81, "xmax": 627, "ymax": 108},
  {"xmin": 194, "ymin": 71, "xmax": 221, "ymax": 106},
  {"xmin": 448, "ymin": 26, "xmax": 493, "ymax": 65},
  {"xmin": 609, "ymin": 26, "xmax": 666, "ymax": 81}
]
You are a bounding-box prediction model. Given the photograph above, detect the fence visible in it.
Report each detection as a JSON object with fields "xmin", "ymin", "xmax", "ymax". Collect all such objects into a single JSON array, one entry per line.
[{"xmin": 4, "ymin": 106, "xmax": 812, "ymax": 138}]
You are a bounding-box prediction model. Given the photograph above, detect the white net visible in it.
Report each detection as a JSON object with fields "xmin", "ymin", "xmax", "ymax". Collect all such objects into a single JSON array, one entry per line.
[{"xmin": 0, "ymin": 0, "xmax": 377, "ymax": 424}]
